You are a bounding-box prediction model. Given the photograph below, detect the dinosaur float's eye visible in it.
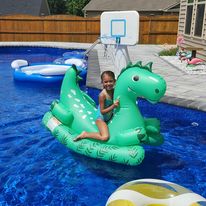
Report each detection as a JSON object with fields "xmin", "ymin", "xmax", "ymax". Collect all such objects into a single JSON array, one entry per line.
[
  {"xmin": 155, "ymin": 89, "xmax": 160, "ymax": 93},
  {"xmin": 132, "ymin": 75, "xmax": 139, "ymax": 81}
]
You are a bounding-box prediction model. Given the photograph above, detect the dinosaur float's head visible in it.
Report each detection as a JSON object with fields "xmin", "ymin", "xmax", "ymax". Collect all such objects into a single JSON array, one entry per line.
[{"xmin": 115, "ymin": 61, "xmax": 167, "ymax": 103}]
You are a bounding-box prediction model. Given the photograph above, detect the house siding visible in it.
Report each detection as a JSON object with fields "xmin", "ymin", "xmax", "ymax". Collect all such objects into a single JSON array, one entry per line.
[
  {"xmin": 178, "ymin": 0, "xmax": 206, "ymax": 60},
  {"xmin": 83, "ymin": 0, "xmax": 180, "ymax": 17},
  {"xmin": 84, "ymin": 11, "xmax": 101, "ymax": 17}
]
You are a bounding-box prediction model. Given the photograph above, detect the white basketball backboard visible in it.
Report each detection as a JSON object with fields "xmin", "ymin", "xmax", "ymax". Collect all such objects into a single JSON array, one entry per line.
[{"xmin": 100, "ymin": 11, "xmax": 139, "ymax": 45}]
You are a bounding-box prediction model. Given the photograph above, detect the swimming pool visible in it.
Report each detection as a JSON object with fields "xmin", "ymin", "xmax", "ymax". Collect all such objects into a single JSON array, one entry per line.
[{"xmin": 0, "ymin": 46, "xmax": 205, "ymax": 205}]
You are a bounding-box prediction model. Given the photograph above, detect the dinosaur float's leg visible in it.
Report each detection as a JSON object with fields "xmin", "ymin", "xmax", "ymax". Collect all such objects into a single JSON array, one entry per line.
[
  {"xmin": 50, "ymin": 100, "xmax": 74, "ymax": 126},
  {"xmin": 144, "ymin": 133, "xmax": 164, "ymax": 146},
  {"xmin": 143, "ymin": 118, "xmax": 164, "ymax": 146},
  {"xmin": 145, "ymin": 118, "xmax": 160, "ymax": 133},
  {"xmin": 113, "ymin": 127, "xmax": 147, "ymax": 146}
]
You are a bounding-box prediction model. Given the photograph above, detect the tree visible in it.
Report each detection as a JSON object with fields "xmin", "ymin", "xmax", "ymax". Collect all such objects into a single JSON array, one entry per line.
[
  {"xmin": 48, "ymin": 0, "xmax": 67, "ymax": 15},
  {"xmin": 48, "ymin": 0, "xmax": 91, "ymax": 16},
  {"xmin": 66, "ymin": 0, "xmax": 90, "ymax": 16}
]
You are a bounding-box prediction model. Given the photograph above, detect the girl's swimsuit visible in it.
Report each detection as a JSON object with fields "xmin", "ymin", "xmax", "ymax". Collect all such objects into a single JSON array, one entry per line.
[{"xmin": 96, "ymin": 98, "xmax": 113, "ymax": 122}]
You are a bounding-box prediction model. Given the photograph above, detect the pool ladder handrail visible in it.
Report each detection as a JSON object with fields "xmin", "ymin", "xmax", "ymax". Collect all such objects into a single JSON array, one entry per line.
[{"xmin": 84, "ymin": 38, "xmax": 101, "ymax": 56}]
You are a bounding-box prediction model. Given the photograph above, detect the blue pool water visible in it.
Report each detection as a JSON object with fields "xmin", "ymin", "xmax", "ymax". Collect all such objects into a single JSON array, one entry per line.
[{"xmin": 0, "ymin": 46, "xmax": 206, "ymax": 205}]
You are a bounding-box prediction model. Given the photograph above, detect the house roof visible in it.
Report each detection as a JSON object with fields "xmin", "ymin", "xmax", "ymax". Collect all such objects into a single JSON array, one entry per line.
[
  {"xmin": 83, "ymin": 0, "xmax": 180, "ymax": 12},
  {"xmin": 0, "ymin": 0, "xmax": 50, "ymax": 16}
]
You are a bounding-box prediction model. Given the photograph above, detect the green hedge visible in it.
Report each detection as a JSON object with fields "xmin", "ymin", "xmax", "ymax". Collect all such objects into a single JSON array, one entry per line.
[{"xmin": 158, "ymin": 47, "xmax": 178, "ymax": 56}]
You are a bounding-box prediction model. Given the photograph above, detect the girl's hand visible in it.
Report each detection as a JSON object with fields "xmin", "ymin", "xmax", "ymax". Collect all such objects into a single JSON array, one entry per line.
[{"xmin": 113, "ymin": 99, "xmax": 120, "ymax": 108}]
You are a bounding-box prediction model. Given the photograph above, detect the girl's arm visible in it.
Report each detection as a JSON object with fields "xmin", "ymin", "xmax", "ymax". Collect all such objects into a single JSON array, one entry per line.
[{"xmin": 99, "ymin": 92, "xmax": 119, "ymax": 115}]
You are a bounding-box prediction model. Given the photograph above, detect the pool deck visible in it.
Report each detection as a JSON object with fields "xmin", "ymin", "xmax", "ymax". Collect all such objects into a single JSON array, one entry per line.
[
  {"xmin": 1, "ymin": 42, "xmax": 206, "ymax": 112},
  {"xmin": 87, "ymin": 43, "xmax": 206, "ymax": 112}
]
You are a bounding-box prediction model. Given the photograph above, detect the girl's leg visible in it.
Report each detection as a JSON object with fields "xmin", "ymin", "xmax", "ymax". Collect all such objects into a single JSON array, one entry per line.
[
  {"xmin": 95, "ymin": 119, "xmax": 109, "ymax": 141},
  {"xmin": 73, "ymin": 119, "xmax": 109, "ymax": 141}
]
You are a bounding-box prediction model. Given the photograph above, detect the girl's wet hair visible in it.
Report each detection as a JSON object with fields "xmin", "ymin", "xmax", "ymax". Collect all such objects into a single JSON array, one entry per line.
[{"xmin": 101, "ymin": 70, "xmax": 115, "ymax": 82}]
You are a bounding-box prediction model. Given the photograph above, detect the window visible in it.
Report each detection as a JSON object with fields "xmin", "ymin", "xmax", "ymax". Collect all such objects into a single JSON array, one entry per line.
[
  {"xmin": 184, "ymin": 0, "xmax": 206, "ymax": 37},
  {"xmin": 194, "ymin": 3, "xmax": 205, "ymax": 36},
  {"xmin": 185, "ymin": 5, "xmax": 193, "ymax": 35}
]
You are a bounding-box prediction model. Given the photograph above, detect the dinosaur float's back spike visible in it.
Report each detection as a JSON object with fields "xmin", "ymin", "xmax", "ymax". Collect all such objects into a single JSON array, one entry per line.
[
  {"xmin": 143, "ymin": 62, "xmax": 153, "ymax": 72},
  {"xmin": 134, "ymin": 61, "xmax": 142, "ymax": 67},
  {"xmin": 71, "ymin": 64, "xmax": 82, "ymax": 82},
  {"xmin": 118, "ymin": 61, "xmax": 140, "ymax": 79},
  {"xmin": 77, "ymin": 76, "xmax": 83, "ymax": 82},
  {"xmin": 71, "ymin": 64, "xmax": 78, "ymax": 72}
]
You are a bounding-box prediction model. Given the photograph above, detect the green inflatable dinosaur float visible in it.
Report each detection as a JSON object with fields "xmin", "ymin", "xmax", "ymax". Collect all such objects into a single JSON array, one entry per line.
[{"xmin": 42, "ymin": 62, "xmax": 166, "ymax": 166}]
